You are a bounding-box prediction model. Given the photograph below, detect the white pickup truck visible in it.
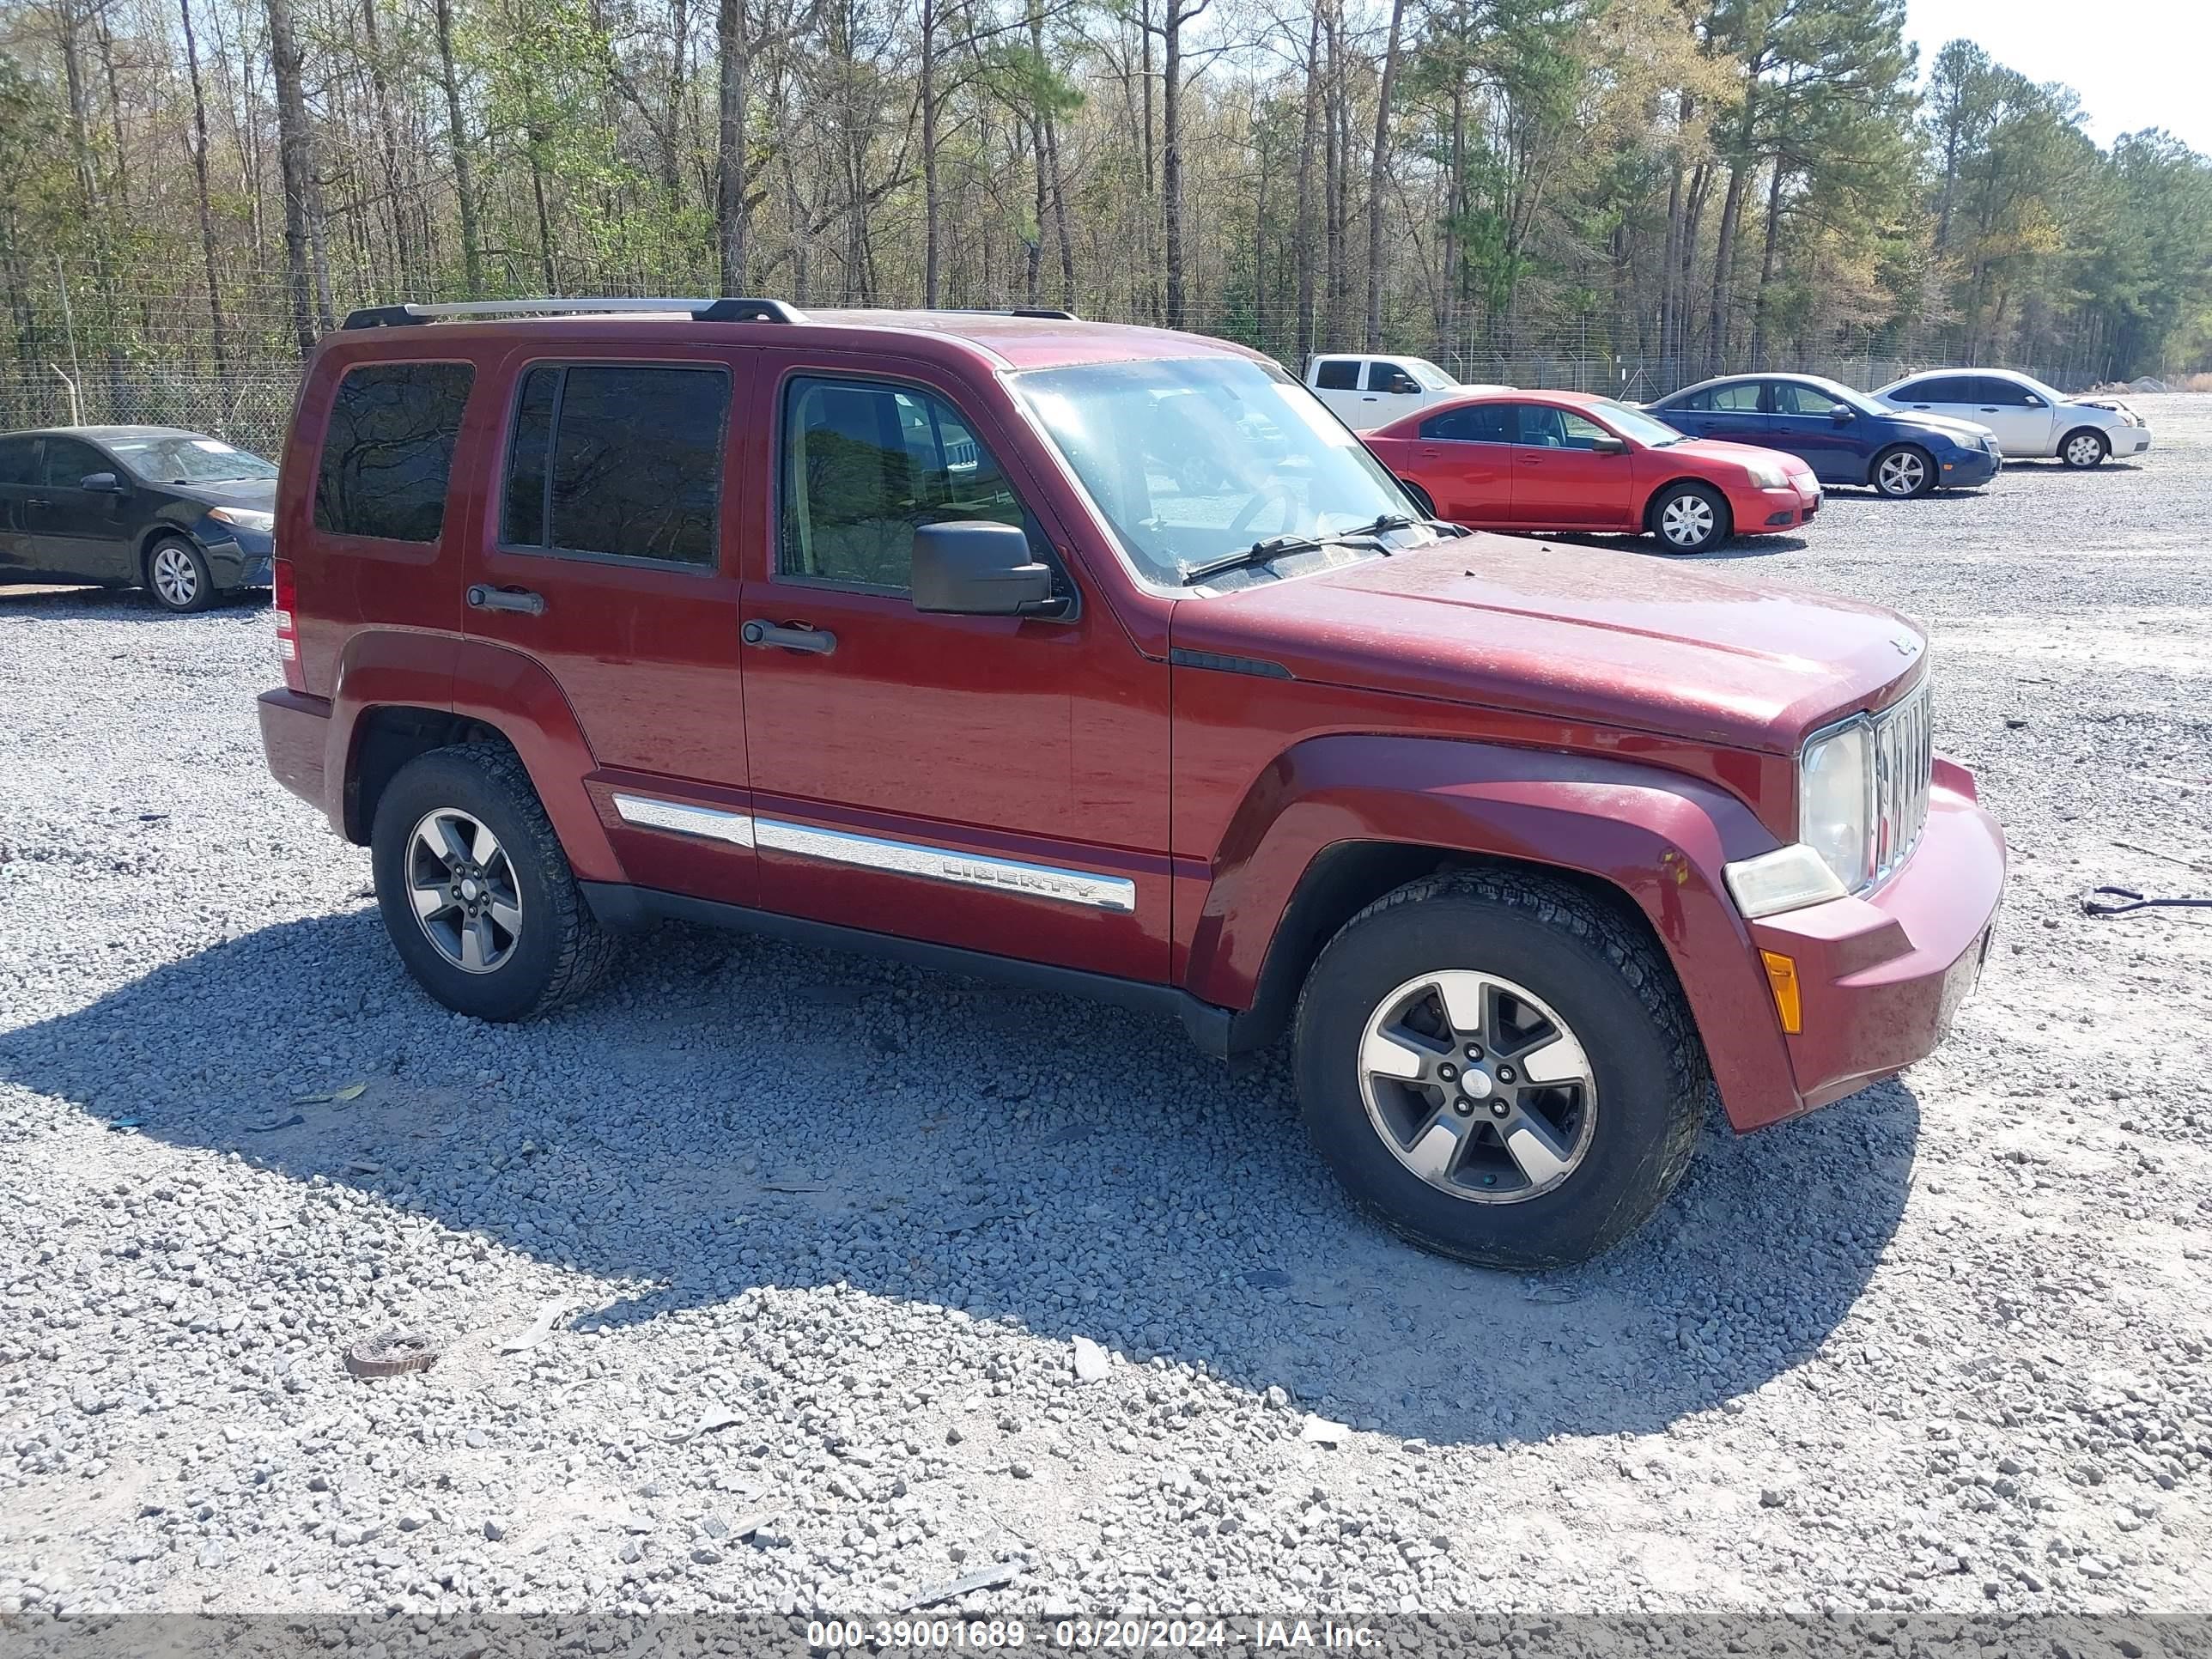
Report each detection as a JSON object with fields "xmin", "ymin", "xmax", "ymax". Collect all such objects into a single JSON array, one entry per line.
[{"xmin": 1303, "ymin": 353, "xmax": 1500, "ymax": 429}]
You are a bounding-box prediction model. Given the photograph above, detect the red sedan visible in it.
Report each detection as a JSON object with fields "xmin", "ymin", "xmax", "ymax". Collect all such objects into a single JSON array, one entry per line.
[{"xmin": 1364, "ymin": 389, "xmax": 1822, "ymax": 554}]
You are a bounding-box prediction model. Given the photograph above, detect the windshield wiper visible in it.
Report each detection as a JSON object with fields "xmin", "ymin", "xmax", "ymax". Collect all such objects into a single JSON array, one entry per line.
[{"xmin": 1179, "ymin": 514, "xmax": 1417, "ymax": 586}]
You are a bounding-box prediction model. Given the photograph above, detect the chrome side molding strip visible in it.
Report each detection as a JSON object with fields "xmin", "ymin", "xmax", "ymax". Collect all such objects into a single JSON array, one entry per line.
[
  {"xmin": 611, "ymin": 793, "xmax": 756, "ymax": 848},
  {"xmin": 608, "ymin": 794, "xmax": 1137, "ymax": 913}
]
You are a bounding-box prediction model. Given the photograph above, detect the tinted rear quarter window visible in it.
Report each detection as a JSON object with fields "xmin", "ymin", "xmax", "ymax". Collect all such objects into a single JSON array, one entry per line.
[
  {"xmin": 316, "ymin": 362, "xmax": 476, "ymax": 543},
  {"xmin": 501, "ymin": 364, "xmax": 727, "ymax": 564},
  {"xmin": 1313, "ymin": 360, "xmax": 1360, "ymax": 392}
]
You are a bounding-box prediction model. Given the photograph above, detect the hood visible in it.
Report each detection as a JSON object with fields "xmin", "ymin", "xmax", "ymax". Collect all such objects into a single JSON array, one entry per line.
[
  {"xmin": 1882, "ymin": 410, "xmax": 1993, "ymax": 443},
  {"xmin": 1666, "ymin": 437, "xmax": 1815, "ymax": 474},
  {"xmin": 2071, "ymin": 396, "xmax": 2134, "ymax": 418},
  {"xmin": 176, "ymin": 477, "xmax": 278, "ymax": 510},
  {"xmin": 1176, "ymin": 533, "xmax": 1926, "ymax": 756}
]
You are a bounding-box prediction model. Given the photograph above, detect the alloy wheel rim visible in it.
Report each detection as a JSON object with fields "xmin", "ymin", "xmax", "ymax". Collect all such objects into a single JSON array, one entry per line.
[
  {"xmin": 405, "ymin": 809, "xmax": 523, "ymax": 974},
  {"xmin": 2067, "ymin": 434, "xmax": 2101, "ymax": 465},
  {"xmin": 1357, "ymin": 969, "xmax": 1599, "ymax": 1204},
  {"xmin": 152, "ymin": 544, "xmax": 198, "ymax": 606},
  {"xmin": 1661, "ymin": 495, "xmax": 1714, "ymax": 546},
  {"xmin": 1879, "ymin": 453, "xmax": 1923, "ymax": 495}
]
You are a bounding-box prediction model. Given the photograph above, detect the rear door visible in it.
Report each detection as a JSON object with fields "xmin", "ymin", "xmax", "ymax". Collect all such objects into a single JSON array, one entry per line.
[
  {"xmin": 1508, "ymin": 404, "xmax": 1633, "ymax": 529},
  {"xmin": 1308, "ymin": 357, "xmax": 1364, "ymax": 424},
  {"xmin": 1397, "ymin": 403, "xmax": 1514, "ymax": 525},
  {"xmin": 1887, "ymin": 374, "xmax": 1979, "ymax": 428},
  {"xmin": 27, "ymin": 435, "xmax": 133, "ymax": 581},
  {"xmin": 462, "ymin": 349, "xmax": 761, "ymax": 907},
  {"xmin": 733, "ymin": 350, "xmax": 1172, "ymax": 983},
  {"xmin": 0, "ymin": 436, "xmax": 36, "ymax": 576}
]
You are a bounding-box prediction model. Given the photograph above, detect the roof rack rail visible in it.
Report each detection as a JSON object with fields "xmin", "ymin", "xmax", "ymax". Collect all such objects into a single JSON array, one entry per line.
[
  {"xmin": 340, "ymin": 297, "xmax": 809, "ymax": 330},
  {"xmin": 928, "ymin": 306, "xmax": 1080, "ymax": 321}
]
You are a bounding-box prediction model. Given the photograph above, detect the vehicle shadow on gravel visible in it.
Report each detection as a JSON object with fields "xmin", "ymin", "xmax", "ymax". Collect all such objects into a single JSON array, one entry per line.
[
  {"xmin": 0, "ymin": 584, "xmax": 268, "ymax": 617},
  {"xmin": 0, "ymin": 910, "xmax": 1920, "ymax": 1448}
]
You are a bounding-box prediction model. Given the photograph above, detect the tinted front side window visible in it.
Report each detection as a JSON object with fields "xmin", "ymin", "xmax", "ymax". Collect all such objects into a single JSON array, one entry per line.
[
  {"xmin": 40, "ymin": 438, "xmax": 103, "ymax": 487},
  {"xmin": 1514, "ymin": 406, "xmax": 1611, "ymax": 450},
  {"xmin": 315, "ymin": 362, "xmax": 475, "ymax": 543},
  {"xmin": 1314, "ymin": 360, "xmax": 1360, "ymax": 392},
  {"xmin": 1773, "ymin": 382, "xmax": 1846, "ymax": 416},
  {"xmin": 1367, "ymin": 362, "xmax": 1419, "ymax": 392},
  {"xmin": 501, "ymin": 364, "xmax": 726, "ymax": 564},
  {"xmin": 1420, "ymin": 405, "xmax": 1512, "ymax": 443},
  {"xmin": 1978, "ymin": 377, "xmax": 2031, "ymax": 406},
  {"xmin": 781, "ymin": 377, "xmax": 1024, "ymax": 591}
]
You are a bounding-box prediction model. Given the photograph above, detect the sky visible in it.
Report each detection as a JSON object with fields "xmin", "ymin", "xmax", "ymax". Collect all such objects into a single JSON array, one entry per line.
[{"xmin": 1903, "ymin": 0, "xmax": 2212, "ymax": 154}]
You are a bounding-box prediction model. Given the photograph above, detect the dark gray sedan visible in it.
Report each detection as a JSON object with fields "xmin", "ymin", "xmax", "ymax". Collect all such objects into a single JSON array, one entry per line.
[{"xmin": 0, "ymin": 425, "xmax": 276, "ymax": 612}]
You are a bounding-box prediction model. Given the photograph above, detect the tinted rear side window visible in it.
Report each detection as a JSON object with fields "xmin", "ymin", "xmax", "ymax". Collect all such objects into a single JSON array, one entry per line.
[
  {"xmin": 1420, "ymin": 404, "xmax": 1513, "ymax": 442},
  {"xmin": 0, "ymin": 436, "xmax": 34, "ymax": 484},
  {"xmin": 1313, "ymin": 360, "xmax": 1360, "ymax": 391},
  {"xmin": 315, "ymin": 362, "xmax": 475, "ymax": 543},
  {"xmin": 500, "ymin": 364, "xmax": 727, "ymax": 565}
]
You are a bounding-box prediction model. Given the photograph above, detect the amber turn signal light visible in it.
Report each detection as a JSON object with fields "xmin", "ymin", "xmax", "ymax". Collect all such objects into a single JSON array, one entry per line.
[{"xmin": 1760, "ymin": 951, "xmax": 1802, "ymax": 1035}]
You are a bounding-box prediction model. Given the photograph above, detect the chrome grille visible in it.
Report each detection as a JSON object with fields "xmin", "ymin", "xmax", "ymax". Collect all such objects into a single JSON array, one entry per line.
[{"xmin": 1870, "ymin": 680, "xmax": 1932, "ymax": 884}]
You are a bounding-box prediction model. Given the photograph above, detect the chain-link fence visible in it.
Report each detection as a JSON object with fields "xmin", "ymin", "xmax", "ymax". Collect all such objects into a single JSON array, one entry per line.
[{"xmin": 0, "ymin": 301, "xmax": 2113, "ymax": 460}]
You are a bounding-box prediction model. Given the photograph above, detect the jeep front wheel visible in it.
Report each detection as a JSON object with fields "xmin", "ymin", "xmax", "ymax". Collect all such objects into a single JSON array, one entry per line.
[
  {"xmin": 370, "ymin": 744, "xmax": 618, "ymax": 1020},
  {"xmin": 1291, "ymin": 870, "xmax": 1708, "ymax": 1270}
]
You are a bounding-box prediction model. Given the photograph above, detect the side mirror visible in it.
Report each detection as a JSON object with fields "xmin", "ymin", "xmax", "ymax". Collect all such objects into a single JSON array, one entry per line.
[
  {"xmin": 1829, "ymin": 406, "xmax": 1856, "ymax": 422},
  {"xmin": 911, "ymin": 520, "xmax": 1061, "ymax": 617},
  {"xmin": 80, "ymin": 471, "xmax": 123, "ymax": 493},
  {"xmin": 2024, "ymin": 394, "xmax": 2044, "ymax": 408},
  {"xmin": 1386, "ymin": 377, "xmax": 1419, "ymax": 394},
  {"xmin": 1589, "ymin": 435, "xmax": 1629, "ymax": 456}
]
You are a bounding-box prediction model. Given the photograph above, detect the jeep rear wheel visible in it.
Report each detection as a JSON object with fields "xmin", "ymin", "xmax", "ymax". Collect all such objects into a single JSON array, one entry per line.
[
  {"xmin": 1291, "ymin": 870, "xmax": 1708, "ymax": 1270},
  {"xmin": 370, "ymin": 744, "xmax": 617, "ymax": 1020}
]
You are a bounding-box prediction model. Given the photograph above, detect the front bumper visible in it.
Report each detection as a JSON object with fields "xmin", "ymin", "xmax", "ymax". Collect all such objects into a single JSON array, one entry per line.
[
  {"xmin": 1938, "ymin": 447, "xmax": 2000, "ymax": 487},
  {"xmin": 2116, "ymin": 428, "xmax": 2153, "ymax": 457},
  {"xmin": 204, "ymin": 530, "xmax": 275, "ymax": 590},
  {"xmin": 1740, "ymin": 477, "xmax": 1823, "ymax": 531},
  {"xmin": 1746, "ymin": 759, "xmax": 2006, "ymax": 1113}
]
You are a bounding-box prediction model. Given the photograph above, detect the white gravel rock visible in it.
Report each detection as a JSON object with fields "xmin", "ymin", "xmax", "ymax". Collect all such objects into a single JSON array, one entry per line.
[{"xmin": 2, "ymin": 408, "xmax": 2211, "ymax": 1619}]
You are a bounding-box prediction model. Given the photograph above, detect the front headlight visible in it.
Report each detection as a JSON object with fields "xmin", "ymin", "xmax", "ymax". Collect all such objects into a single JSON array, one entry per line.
[
  {"xmin": 1744, "ymin": 461, "xmax": 1790, "ymax": 489},
  {"xmin": 1798, "ymin": 719, "xmax": 1873, "ymax": 890},
  {"xmin": 208, "ymin": 506, "xmax": 274, "ymax": 534}
]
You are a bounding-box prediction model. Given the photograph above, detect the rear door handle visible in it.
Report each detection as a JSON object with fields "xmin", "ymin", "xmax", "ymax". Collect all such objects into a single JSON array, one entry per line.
[
  {"xmin": 466, "ymin": 584, "xmax": 545, "ymax": 616},
  {"xmin": 743, "ymin": 620, "xmax": 836, "ymax": 655}
]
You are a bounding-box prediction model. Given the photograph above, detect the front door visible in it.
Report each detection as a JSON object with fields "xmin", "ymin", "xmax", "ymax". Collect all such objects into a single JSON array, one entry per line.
[
  {"xmin": 28, "ymin": 434, "xmax": 132, "ymax": 581},
  {"xmin": 1508, "ymin": 404, "xmax": 1633, "ymax": 529},
  {"xmin": 735, "ymin": 352, "xmax": 1172, "ymax": 984},
  {"xmin": 461, "ymin": 348, "xmax": 760, "ymax": 906},
  {"xmin": 1764, "ymin": 381, "xmax": 1859, "ymax": 483},
  {"xmin": 1971, "ymin": 377, "xmax": 2057, "ymax": 456}
]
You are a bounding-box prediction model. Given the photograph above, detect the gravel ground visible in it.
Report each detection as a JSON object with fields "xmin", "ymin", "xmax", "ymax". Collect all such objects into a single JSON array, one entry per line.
[{"xmin": 2, "ymin": 402, "xmax": 2209, "ymax": 1626}]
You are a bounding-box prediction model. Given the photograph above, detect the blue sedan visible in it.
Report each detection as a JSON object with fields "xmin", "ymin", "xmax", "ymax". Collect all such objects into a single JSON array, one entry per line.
[{"xmin": 1644, "ymin": 374, "xmax": 2001, "ymax": 498}]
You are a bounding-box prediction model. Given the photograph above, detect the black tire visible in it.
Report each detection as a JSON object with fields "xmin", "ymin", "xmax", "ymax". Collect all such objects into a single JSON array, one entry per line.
[
  {"xmin": 143, "ymin": 534, "xmax": 217, "ymax": 613},
  {"xmin": 1646, "ymin": 481, "xmax": 1730, "ymax": 553},
  {"xmin": 2059, "ymin": 427, "xmax": 2108, "ymax": 469},
  {"xmin": 1871, "ymin": 445, "xmax": 1936, "ymax": 498},
  {"xmin": 370, "ymin": 744, "xmax": 618, "ymax": 1021},
  {"xmin": 1291, "ymin": 869, "xmax": 1709, "ymax": 1270},
  {"xmin": 1399, "ymin": 479, "xmax": 1437, "ymax": 518}
]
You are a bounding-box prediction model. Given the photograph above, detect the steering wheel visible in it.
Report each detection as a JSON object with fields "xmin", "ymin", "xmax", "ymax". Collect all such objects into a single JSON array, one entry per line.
[{"xmin": 1226, "ymin": 481, "xmax": 1289, "ymax": 539}]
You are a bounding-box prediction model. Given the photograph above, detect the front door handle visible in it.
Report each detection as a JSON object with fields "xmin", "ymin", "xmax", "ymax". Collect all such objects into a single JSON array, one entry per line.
[
  {"xmin": 743, "ymin": 619, "xmax": 836, "ymax": 655},
  {"xmin": 466, "ymin": 584, "xmax": 545, "ymax": 616}
]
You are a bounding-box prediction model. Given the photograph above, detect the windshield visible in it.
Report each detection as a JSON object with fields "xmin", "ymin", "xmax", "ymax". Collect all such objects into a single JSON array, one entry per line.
[
  {"xmin": 1015, "ymin": 356, "xmax": 1424, "ymax": 586},
  {"xmin": 2010, "ymin": 372, "xmax": 2068, "ymax": 404},
  {"xmin": 1589, "ymin": 399, "xmax": 1686, "ymax": 447},
  {"xmin": 1402, "ymin": 359, "xmax": 1455, "ymax": 391},
  {"xmin": 109, "ymin": 435, "xmax": 277, "ymax": 484}
]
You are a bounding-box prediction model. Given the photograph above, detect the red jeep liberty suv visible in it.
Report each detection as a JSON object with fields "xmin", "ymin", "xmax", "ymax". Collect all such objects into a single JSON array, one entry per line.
[{"xmin": 258, "ymin": 298, "xmax": 2005, "ymax": 1269}]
